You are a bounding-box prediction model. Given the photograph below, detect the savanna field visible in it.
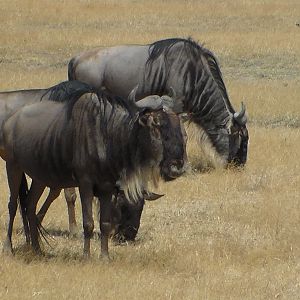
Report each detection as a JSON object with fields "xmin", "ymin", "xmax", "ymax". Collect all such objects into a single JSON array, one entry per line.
[{"xmin": 0, "ymin": 0, "xmax": 300, "ymax": 299}]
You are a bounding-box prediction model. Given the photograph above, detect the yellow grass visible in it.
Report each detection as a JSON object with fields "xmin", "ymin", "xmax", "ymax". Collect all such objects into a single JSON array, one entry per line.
[{"xmin": 0, "ymin": 0, "xmax": 300, "ymax": 299}]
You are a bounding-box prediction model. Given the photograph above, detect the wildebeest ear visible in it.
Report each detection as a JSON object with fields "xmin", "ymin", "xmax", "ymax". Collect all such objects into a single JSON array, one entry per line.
[
  {"xmin": 128, "ymin": 85, "xmax": 138, "ymax": 103},
  {"xmin": 161, "ymin": 94, "xmax": 184, "ymax": 113}
]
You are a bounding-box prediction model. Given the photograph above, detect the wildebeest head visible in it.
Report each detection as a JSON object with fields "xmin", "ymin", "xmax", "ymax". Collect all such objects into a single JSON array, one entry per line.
[
  {"xmin": 198, "ymin": 101, "xmax": 248, "ymax": 168},
  {"xmin": 228, "ymin": 102, "xmax": 249, "ymax": 166},
  {"xmin": 110, "ymin": 190, "xmax": 163, "ymax": 242},
  {"xmin": 130, "ymin": 89, "xmax": 187, "ymax": 181}
]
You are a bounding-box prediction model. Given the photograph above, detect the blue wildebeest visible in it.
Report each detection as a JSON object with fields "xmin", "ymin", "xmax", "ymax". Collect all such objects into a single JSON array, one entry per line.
[
  {"xmin": 68, "ymin": 37, "xmax": 249, "ymax": 167},
  {"xmin": 2, "ymin": 81, "xmax": 186, "ymax": 258}
]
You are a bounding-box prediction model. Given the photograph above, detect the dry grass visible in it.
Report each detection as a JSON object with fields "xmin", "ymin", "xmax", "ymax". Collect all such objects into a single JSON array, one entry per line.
[{"xmin": 0, "ymin": 0, "xmax": 300, "ymax": 299}]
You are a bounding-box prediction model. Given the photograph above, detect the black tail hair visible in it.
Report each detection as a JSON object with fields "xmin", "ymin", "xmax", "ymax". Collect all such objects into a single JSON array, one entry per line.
[
  {"xmin": 68, "ymin": 57, "xmax": 76, "ymax": 80},
  {"xmin": 18, "ymin": 173, "xmax": 30, "ymax": 243},
  {"xmin": 18, "ymin": 174, "xmax": 52, "ymax": 248}
]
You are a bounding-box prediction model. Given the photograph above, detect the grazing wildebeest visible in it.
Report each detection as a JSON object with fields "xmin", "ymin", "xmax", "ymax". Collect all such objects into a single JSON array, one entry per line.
[
  {"xmin": 68, "ymin": 37, "xmax": 249, "ymax": 167},
  {"xmin": 2, "ymin": 81, "xmax": 186, "ymax": 258}
]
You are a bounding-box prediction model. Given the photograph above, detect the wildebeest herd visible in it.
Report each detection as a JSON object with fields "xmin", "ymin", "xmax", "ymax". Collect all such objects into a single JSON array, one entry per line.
[{"xmin": 0, "ymin": 38, "xmax": 248, "ymax": 259}]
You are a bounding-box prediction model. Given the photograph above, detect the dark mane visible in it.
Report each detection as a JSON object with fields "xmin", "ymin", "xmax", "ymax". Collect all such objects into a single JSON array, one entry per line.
[
  {"xmin": 145, "ymin": 37, "xmax": 235, "ymax": 117},
  {"xmin": 146, "ymin": 38, "xmax": 234, "ymax": 111},
  {"xmin": 147, "ymin": 37, "xmax": 203, "ymax": 64},
  {"xmin": 40, "ymin": 81, "xmax": 95, "ymax": 119},
  {"xmin": 41, "ymin": 80, "xmax": 94, "ymax": 103},
  {"xmin": 41, "ymin": 81, "xmax": 136, "ymax": 121},
  {"xmin": 201, "ymin": 49, "xmax": 234, "ymax": 113}
]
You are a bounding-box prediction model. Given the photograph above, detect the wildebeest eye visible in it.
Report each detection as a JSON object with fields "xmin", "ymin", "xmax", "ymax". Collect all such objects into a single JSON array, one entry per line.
[{"xmin": 138, "ymin": 114, "xmax": 153, "ymax": 127}]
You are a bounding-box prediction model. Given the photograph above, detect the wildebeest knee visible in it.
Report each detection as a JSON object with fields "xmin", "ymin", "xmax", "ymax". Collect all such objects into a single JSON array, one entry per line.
[
  {"xmin": 100, "ymin": 222, "xmax": 111, "ymax": 235},
  {"xmin": 83, "ymin": 221, "xmax": 94, "ymax": 238}
]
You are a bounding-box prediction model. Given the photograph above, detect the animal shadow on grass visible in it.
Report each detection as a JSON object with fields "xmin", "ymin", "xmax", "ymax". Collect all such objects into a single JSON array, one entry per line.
[
  {"xmin": 11, "ymin": 240, "xmax": 87, "ymax": 263},
  {"xmin": 12, "ymin": 225, "xmax": 146, "ymax": 263}
]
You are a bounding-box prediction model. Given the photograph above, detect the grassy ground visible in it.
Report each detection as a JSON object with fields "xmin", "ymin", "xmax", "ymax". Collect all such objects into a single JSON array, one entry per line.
[{"xmin": 0, "ymin": 0, "xmax": 300, "ymax": 299}]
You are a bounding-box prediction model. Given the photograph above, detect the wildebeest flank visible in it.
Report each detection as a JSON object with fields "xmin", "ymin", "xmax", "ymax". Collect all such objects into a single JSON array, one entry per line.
[{"xmin": 3, "ymin": 81, "xmax": 187, "ymax": 258}]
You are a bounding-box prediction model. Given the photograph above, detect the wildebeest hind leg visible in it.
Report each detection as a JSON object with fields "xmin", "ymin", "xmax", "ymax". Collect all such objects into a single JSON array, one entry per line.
[
  {"xmin": 3, "ymin": 162, "xmax": 23, "ymax": 255},
  {"xmin": 63, "ymin": 188, "xmax": 78, "ymax": 236},
  {"xmin": 19, "ymin": 173, "xmax": 30, "ymax": 245},
  {"xmin": 26, "ymin": 181, "xmax": 46, "ymax": 254},
  {"xmin": 37, "ymin": 188, "xmax": 62, "ymax": 223}
]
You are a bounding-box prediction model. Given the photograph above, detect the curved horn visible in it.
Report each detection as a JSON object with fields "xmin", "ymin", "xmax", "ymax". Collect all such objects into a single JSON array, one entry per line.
[
  {"xmin": 234, "ymin": 102, "xmax": 247, "ymax": 125},
  {"xmin": 135, "ymin": 95, "xmax": 163, "ymax": 111},
  {"xmin": 128, "ymin": 85, "xmax": 138, "ymax": 103},
  {"xmin": 169, "ymin": 86, "xmax": 176, "ymax": 98},
  {"xmin": 143, "ymin": 191, "xmax": 164, "ymax": 201}
]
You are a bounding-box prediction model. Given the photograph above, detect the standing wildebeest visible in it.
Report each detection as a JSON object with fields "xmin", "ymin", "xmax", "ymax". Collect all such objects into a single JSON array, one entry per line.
[
  {"xmin": 2, "ymin": 81, "xmax": 186, "ymax": 258},
  {"xmin": 68, "ymin": 37, "xmax": 249, "ymax": 167}
]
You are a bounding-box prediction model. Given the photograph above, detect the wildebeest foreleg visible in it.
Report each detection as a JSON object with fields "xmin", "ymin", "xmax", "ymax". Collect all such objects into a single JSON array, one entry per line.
[
  {"xmin": 78, "ymin": 183, "xmax": 94, "ymax": 258},
  {"xmin": 64, "ymin": 188, "xmax": 78, "ymax": 235},
  {"xmin": 99, "ymin": 193, "xmax": 113, "ymax": 259},
  {"xmin": 3, "ymin": 162, "xmax": 23, "ymax": 254},
  {"xmin": 26, "ymin": 181, "xmax": 46, "ymax": 254}
]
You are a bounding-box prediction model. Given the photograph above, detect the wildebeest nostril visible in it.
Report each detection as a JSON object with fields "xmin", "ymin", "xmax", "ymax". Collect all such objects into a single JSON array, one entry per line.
[
  {"xmin": 171, "ymin": 159, "xmax": 184, "ymax": 169},
  {"xmin": 170, "ymin": 164, "xmax": 179, "ymax": 173},
  {"xmin": 178, "ymin": 159, "xmax": 184, "ymax": 168},
  {"xmin": 170, "ymin": 159, "xmax": 185, "ymax": 174}
]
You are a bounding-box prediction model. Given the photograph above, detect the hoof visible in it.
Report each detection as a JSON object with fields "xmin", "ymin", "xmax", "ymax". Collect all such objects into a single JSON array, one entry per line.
[
  {"xmin": 69, "ymin": 224, "xmax": 79, "ymax": 238},
  {"xmin": 101, "ymin": 255, "xmax": 111, "ymax": 263},
  {"xmin": 2, "ymin": 240, "xmax": 14, "ymax": 256},
  {"xmin": 32, "ymin": 247, "xmax": 44, "ymax": 257},
  {"xmin": 100, "ymin": 251, "xmax": 111, "ymax": 262},
  {"xmin": 83, "ymin": 251, "xmax": 91, "ymax": 260}
]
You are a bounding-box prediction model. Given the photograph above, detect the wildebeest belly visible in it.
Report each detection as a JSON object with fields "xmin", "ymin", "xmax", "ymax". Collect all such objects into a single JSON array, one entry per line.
[{"xmin": 13, "ymin": 135, "xmax": 76, "ymax": 189}]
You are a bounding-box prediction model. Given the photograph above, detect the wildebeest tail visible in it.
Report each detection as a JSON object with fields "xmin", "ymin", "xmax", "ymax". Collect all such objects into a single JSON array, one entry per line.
[
  {"xmin": 18, "ymin": 172, "xmax": 30, "ymax": 243},
  {"xmin": 18, "ymin": 174, "xmax": 52, "ymax": 247},
  {"xmin": 68, "ymin": 57, "xmax": 76, "ymax": 80}
]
